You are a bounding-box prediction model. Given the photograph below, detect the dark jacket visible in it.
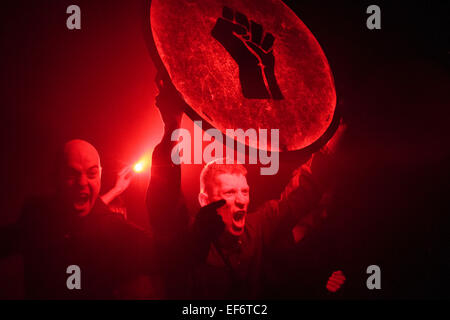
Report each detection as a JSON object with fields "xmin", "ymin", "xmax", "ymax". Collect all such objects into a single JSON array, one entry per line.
[
  {"xmin": 147, "ymin": 138, "xmax": 324, "ymax": 299},
  {"xmin": 1, "ymin": 196, "xmax": 159, "ymax": 299}
]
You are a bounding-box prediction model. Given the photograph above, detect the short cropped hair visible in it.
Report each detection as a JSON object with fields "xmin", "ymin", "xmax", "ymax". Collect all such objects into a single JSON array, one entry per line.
[{"xmin": 200, "ymin": 158, "xmax": 247, "ymax": 195}]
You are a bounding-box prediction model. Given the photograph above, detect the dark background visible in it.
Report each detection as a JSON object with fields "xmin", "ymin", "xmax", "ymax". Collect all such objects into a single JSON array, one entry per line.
[{"xmin": 0, "ymin": 0, "xmax": 448, "ymax": 299}]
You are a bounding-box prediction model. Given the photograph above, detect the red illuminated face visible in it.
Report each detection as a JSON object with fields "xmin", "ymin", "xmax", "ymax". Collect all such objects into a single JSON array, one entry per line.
[
  {"xmin": 208, "ymin": 173, "xmax": 250, "ymax": 236},
  {"xmin": 59, "ymin": 140, "xmax": 102, "ymax": 217}
]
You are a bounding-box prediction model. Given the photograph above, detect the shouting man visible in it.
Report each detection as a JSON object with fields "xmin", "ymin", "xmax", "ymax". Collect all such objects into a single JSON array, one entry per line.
[
  {"xmin": 147, "ymin": 77, "xmax": 346, "ymax": 299},
  {"xmin": 1, "ymin": 139, "xmax": 162, "ymax": 299}
]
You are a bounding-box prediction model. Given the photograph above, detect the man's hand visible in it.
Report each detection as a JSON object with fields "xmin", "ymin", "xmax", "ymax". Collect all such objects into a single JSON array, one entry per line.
[
  {"xmin": 326, "ymin": 270, "xmax": 346, "ymax": 293},
  {"xmin": 192, "ymin": 200, "xmax": 226, "ymax": 242},
  {"xmin": 100, "ymin": 166, "xmax": 133, "ymax": 205},
  {"xmin": 155, "ymin": 72, "xmax": 187, "ymax": 132},
  {"xmin": 319, "ymin": 118, "xmax": 347, "ymax": 157},
  {"xmin": 113, "ymin": 166, "xmax": 133, "ymax": 195},
  {"xmin": 188, "ymin": 200, "xmax": 226, "ymax": 264}
]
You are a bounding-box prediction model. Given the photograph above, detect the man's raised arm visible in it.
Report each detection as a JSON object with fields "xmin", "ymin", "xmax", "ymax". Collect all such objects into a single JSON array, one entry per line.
[
  {"xmin": 146, "ymin": 74, "xmax": 189, "ymax": 242},
  {"xmin": 260, "ymin": 120, "xmax": 347, "ymax": 242}
]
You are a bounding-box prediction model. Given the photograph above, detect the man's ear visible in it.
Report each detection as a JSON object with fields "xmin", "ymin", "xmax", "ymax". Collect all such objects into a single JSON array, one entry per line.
[{"xmin": 198, "ymin": 192, "xmax": 209, "ymax": 207}]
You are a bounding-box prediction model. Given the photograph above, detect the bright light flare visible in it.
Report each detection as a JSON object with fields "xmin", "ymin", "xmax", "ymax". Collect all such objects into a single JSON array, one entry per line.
[
  {"xmin": 133, "ymin": 162, "xmax": 144, "ymax": 172},
  {"xmin": 133, "ymin": 155, "xmax": 150, "ymax": 173}
]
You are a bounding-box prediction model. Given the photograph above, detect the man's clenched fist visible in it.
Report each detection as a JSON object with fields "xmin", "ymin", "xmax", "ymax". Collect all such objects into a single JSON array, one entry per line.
[{"xmin": 326, "ymin": 270, "xmax": 346, "ymax": 292}]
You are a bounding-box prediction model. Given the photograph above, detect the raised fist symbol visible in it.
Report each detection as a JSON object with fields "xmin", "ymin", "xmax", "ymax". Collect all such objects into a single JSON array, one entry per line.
[{"xmin": 211, "ymin": 6, "xmax": 284, "ymax": 100}]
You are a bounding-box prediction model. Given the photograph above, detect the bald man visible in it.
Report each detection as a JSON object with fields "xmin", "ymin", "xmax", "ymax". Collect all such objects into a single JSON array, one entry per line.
[
  {"xmin": 57, "ymin": 139, "xmax": 130, "ymax": 217},
  {"xmin": 57, "ymin": 139, "xmax": 103, "ymax": 217},
  {"xmin": 0, "ymin": 139, "xmax": 162, "ymax": 299}
]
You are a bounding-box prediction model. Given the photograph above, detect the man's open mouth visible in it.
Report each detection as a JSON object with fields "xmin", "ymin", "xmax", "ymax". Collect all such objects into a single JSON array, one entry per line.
[
  {"xmin": 232, "ymin": 210, "xmax": 246, "ymax": 229},
  {"xmin": 233, "ymin": 211, "xmax": 245, "ymax": 221},
  {"xmin": 74, "ymin": 193, "xmax": 90, "ymax": 207}
]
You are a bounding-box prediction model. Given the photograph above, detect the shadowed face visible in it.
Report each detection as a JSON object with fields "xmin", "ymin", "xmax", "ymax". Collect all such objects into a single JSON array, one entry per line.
[
  {"xmin": 208, "ymin": 173, "xmax": 250, "ymax": 236},
  {"xmin": 59, "ymin": 140, "xmax": 102, "ymax": 216}
]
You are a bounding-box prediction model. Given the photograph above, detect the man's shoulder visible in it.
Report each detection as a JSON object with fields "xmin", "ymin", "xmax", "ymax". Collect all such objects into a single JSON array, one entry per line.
[
  {"xmin": 15, "ymin": 194, "xmax": 61, "ymax": 244},
  {"xmin": 248, "ymin": 200, "xmax": 279, "ymax": 220},
  {"xmin": 89, "ymin": 199, "xmax": 126, "ymax": 226},
  {"xmin": 90, "ymin": 199, "xmax": 149, "ymax": 235},
  {"xmin": 245, "ymin": 200, "xmax": 282, "ymax": 237},
  {"xmin": 20, "ymin": 194, "xmax": 58, "ymax": 220},
  {"xmin": 245, "ymin": 201, "xmax": 272, "ymax": 227}
]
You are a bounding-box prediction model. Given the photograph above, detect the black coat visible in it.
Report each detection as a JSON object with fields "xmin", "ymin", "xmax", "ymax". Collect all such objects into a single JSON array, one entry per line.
[{"xmin": 2, "ymin": 196, "xmax": 159, "ymax": 299}]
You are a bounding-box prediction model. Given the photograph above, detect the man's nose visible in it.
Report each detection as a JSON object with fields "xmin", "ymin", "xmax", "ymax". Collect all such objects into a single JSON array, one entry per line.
[
  {"xmin": 77, "ymin": 174, "xmax": 88, "ymax": 186},
  {"xmin": 235, "ymin": 192, "xmax": 247, "ymax": 208}
]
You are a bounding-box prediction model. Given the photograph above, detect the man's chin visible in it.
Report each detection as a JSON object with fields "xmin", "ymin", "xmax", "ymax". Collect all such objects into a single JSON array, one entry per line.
[
  {"xmin": 229, "ymin": 229, "xmax": 244, "ymax": 236},
  {"xmin": 230, "ymin": 219, "xmax": 246, "ymax": 236},
  {"xmin": 72, "ymin": 203, "xmax": 92, "ymax": 216}
]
